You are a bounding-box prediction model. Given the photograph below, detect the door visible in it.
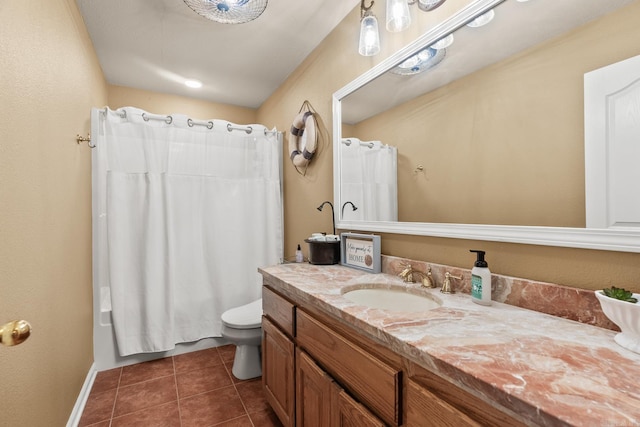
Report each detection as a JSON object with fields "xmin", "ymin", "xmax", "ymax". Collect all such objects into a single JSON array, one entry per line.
[
  {"xmin": 262, "ymin": 317, "xmax": 295, "ymax": 427},
  {"xmin": 332, "ymin": 384, "xmax": 385, "ymax": 427},
  {"xmin": 296, "ymin": 348, "xmax": 333, "ymax": 426},
  {"xmin": 585, "ymin": 53, "xmax": 640, "ymax": 229}
]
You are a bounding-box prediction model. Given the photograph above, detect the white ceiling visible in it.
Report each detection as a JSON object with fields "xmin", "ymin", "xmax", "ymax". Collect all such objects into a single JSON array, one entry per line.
[{"xmin": 77, "ymin": 0, "xmax": 359, "ymax": 109}]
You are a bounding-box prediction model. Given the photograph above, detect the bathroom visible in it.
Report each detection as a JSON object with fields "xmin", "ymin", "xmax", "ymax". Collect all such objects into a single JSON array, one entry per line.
[{"xmin": 3, "ymin": 0, "xmax": 640, "ymax": 426}]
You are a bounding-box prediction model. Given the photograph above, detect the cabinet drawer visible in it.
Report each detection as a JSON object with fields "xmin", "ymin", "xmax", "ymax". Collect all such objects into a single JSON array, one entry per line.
[
  {"xmin": 296, "ymin": 310, "xmax": 401, "ymax": 426},
  {"xmin": 263, "ymin": 286, "xmax": 295, "ymax": 337}
]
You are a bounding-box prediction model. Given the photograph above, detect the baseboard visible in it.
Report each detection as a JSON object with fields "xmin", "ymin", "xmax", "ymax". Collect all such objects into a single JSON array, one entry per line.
[{"xmin": 66, "ymin": 363, "xmax": 97, "ymax": 427}]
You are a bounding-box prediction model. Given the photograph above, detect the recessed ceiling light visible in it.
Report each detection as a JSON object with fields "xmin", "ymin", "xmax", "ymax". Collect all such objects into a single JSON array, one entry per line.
[{"xmin": 185, "ymin": 79, "xmax": 203, "ymax": 88}]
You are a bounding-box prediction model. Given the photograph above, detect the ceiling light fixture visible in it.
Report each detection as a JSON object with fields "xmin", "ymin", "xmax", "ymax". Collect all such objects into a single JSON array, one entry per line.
[
  {"xmin": 183, "ymin": 0, "xmax": 268, "ymax": 24},
  {"xmin": 185, "ymin": 79, "xmax": 203, "ymax": 88},
  {"xmin": 359, "ymin": 0, "xmax": 381, "ymax": 56}
]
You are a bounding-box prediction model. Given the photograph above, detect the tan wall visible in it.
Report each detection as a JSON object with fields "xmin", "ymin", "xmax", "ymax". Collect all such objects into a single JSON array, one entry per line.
[
  {"xmin": 260, "ymin": 2, "xmax": 640, "ymax": 291},
  {"xmin": 0, "ymin": 0, "xmax": 108, "ymax": 425},
  {"xmin": 258, "ymin": 0, "xmax": 471, "ymax": 262},
  {"xmin": 108, "ymin": 84, "xmax": 257, "ymax": 124}
]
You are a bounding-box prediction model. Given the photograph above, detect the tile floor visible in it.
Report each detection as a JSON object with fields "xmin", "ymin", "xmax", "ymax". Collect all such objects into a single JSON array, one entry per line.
[{"xmin": 79, "ymin": 345, "xmax": 282, "ymax": 427}]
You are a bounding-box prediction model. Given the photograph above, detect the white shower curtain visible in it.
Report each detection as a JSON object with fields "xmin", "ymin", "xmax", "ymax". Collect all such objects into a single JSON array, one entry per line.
[
  {"xmin": 341, "ymin": 138, "xmax": 398, "ymax": 221},
  {"xmin": 92, "ymin": 107, "xmax": 283, "ymax": 356}
]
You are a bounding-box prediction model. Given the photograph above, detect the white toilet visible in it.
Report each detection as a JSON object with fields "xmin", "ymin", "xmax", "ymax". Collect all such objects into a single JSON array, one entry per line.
[{"xmin": 220, "ymin": 298, "xmax": 263, "ymax": 380}]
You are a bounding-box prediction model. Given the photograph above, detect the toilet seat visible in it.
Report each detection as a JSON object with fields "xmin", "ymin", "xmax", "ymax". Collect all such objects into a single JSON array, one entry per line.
[{"xmin": 221, "ymin": 299, "xmax": 262, "ymax": 329}]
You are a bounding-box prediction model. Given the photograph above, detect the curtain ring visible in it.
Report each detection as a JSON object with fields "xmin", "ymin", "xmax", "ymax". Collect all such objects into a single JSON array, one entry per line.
[
  {"xmin": 165, "ymin": 115, "xmax": 173, "ymax": 124},
  {"xmin": 187, "ymin": 118, "xmax": 194, "ymax": 127},
  {"xmin": 207, "ymin": 121, "xmax": 214, "ymax": 129},
  {"xmin": 226, "ymin": 123, "xmax": 232, "ymax": 132},
  {"xmin": 142, "ymin": 113, "xmax": 149, "ymax": 122},
  {"xmin": 245, "ymin": 126, "xmax": 253, "ymax": 134}
]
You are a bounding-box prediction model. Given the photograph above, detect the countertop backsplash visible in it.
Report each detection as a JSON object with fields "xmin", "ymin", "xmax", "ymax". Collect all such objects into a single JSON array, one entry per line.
[{"xmin": 381, "ymin": 255, "xmax": 618, "ymax": 331}]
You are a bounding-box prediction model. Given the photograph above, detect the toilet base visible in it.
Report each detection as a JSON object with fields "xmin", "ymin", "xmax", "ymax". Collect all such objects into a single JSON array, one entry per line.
[{"xmin": 232, "ymin": 344, "xmax": 262, "ymax": 380}]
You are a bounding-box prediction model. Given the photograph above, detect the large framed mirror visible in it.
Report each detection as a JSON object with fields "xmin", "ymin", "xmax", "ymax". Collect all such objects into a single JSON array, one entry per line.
[{"xmin": 333, "ymin": 0, "xmax": 640, "ymax": 252}]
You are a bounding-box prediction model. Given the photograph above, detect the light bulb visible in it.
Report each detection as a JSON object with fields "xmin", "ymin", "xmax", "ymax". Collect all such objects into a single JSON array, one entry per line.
[
  {"xmin": 359, "ymin": 13, "xmax": 381, "ymax": 56},
  {"xmin": 386, "ymin": 0, "xmax": 411, "ymax": 32},
  {"xmin": 431, "ymin": 33, "xmax": 454, "ymax": 50},
  {"xmin": 466, "ymin": 9, "xmax": 495, "ymax": 28}
]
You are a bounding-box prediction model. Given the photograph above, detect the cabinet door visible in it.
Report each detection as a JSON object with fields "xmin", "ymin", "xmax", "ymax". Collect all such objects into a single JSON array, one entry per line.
[
  {"xmin": 262, "ymin": 317, "xmax": 295, "ymax": 427},
  {"xmin": 296, "ymin": 310, "xmax": 400, "ymax": 425},
  {"xmin": 406, "ymin": 379, "xmax": 480, "ymax": 427},
  {"xmin": 332, "ymin": 384, "xmax": 386, "ymax": 427},
  {"xmin": 296, "ymin": 348, "xmax": 333, "ymax": 427}
]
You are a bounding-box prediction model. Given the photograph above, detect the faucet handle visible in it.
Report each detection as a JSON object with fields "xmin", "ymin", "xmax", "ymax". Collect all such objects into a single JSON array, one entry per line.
[
  {"xmin": 441, "ymin": 272, "xmax": 462, "ymax": 294},
  {"xmin": 398, "ymin": 262, "xmax": 415, "ymax": 283}
]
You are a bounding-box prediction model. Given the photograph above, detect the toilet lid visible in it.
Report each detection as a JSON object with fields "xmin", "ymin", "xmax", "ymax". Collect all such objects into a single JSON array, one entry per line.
[{"xmin": 221, "ymin": 298, "xmax": 263, "ymax": 329}]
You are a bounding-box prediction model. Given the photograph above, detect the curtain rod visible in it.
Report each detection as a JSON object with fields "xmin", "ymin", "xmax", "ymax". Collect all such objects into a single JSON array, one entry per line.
[
  {"xmin": 102, "ymin": 108, "xmax": 281, "ymax": 135},
  {"xmin": 77, "ymin": 109, "xmax": 283, "ymax": 148}
]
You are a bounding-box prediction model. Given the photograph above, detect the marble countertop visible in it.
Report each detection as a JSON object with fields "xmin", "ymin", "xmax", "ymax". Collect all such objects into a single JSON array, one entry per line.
[{"xmin": 259, "ymin": 262, "xmax": 640, "ymax": 427}]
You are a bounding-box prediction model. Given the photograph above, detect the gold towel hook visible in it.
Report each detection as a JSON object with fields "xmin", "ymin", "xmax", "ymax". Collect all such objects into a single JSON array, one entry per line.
[{"xmin": 76, "ymin": 133, "xmax": 95, "ymax": 148}]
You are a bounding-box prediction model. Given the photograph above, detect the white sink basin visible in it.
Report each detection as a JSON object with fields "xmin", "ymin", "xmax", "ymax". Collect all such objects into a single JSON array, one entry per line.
[{"xmin": 342, "ymin": 287, "xmax": 442, "ymax": 312}]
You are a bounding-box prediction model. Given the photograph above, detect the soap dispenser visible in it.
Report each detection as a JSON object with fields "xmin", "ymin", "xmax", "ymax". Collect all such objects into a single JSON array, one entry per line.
[{"xmin": 470, "ymin": 250, "xmax": 491, "ymax": 306}]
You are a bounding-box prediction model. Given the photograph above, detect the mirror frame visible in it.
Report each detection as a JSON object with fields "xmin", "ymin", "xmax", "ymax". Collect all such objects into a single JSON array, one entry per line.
[{"xmin": 333, "ymin": 0, "xmax": 640, "ymax": 253}]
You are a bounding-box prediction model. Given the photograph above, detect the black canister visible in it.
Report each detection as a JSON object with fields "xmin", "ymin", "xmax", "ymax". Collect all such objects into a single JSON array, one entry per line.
[{"xmin": 304, "ymin": 239, "xmax": 341, "ymax": 265}]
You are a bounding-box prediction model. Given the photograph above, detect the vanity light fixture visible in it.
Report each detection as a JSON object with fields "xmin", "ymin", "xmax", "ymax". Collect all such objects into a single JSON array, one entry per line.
[
  {"xmin": 417, "ymin": 0, "xmax": 447, "ymax": 12},
  {"xmin": 183, "ymin": 0, "xmax": 268, "ymax": 24},
  {"xmin": 430, "ymin": 33, "xmax": 454, "ymax": 50},
  {"xmin": 359, "ymin": 0, "xmax": 381, "ymax": 56},
  {"xmin": 466, "ymin": 8, "xmax": 495, "ymax": 28},
  {"xmin": 385, "ymin": 0, "xmax": 447, "ymax": 33},
  {"xmin": 391, "ymin": 46, "xmax": 446, "ymax": 75},
  {"xmin": 386, "ymin": 0, "xmax": 411, "ymax": 32}
]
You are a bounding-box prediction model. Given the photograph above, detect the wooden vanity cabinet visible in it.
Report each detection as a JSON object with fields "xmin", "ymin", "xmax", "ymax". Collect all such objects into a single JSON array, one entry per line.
[
  {"xmin": 262, "ymin": 283, "xmax": 525, "ymax": 427},
  {"xmin": 263, "ymin": 286, "xmax": 389, "ymax": 427}
]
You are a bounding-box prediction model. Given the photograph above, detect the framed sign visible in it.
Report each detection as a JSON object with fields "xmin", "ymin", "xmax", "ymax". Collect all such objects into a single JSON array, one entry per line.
[{"xmin": 340, "ymin": 233, "xmax": 381, "ymax": 273}]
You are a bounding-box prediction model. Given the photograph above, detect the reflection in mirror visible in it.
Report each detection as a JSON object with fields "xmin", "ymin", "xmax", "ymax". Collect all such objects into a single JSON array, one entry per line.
[
  {"xmin": 340, "ymin": 138, "xmax": 398, "ymax": 221},
  {"xmin": 340, "ymin": 0, "xmax": 636, "ymax": 227},
  {"xmin": 334, "ymin": 0, "xmax": 640, "ymax": 252}
]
